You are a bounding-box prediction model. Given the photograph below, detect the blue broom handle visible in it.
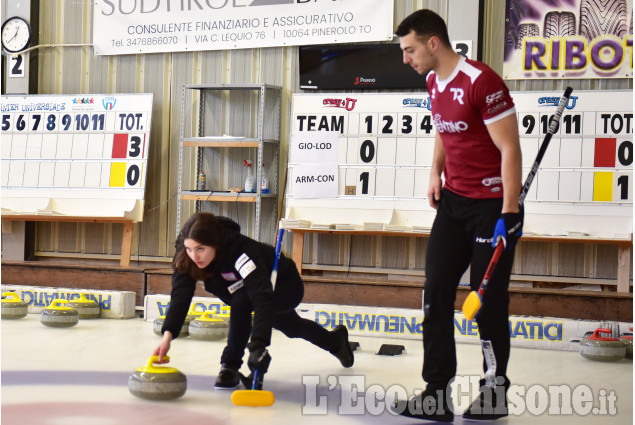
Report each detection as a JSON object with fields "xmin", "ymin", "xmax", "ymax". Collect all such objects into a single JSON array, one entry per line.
[
  {"xmin": 271, "ymin": 228, "xmax": 284, "ymax": 288},
  {"xmin": 252, "ymin": 369, "xmax": 260, "ymax": 391}
]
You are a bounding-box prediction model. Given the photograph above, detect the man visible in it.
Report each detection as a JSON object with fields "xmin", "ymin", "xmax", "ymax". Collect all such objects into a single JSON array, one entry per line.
[{"xmin": 393, "ymin": 9, "xmax": 523, "ymax": 422}]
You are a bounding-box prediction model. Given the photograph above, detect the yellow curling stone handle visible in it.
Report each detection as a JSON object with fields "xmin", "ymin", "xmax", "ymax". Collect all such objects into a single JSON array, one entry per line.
[
  {"xmin": 72, "ymin": 293, "xmax": 95, "ymax": 304},
  {"xmin": 2, "ymin": 292, "xmax": 23, "ymax": 303},
  {"xmin": 47, "ymin": 299, "xmax": 74, "ymax": 311},
  {"xmin": 137, "ymin": 355, "xmax": 179, "ymax": 374},
  {"xmin": 198, "ymin": 311, "xmax": 225, "ymax": 322}
]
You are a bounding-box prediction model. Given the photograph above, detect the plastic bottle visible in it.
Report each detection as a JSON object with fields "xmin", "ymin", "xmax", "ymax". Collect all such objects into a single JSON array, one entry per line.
[
  {"xmin": 244, "ymin": 160, "xmax": 255, "ymax": 192},
  {"xmin": 198, "ymin": 170, "xmax": 206, "ymax": 191},
  {"xmin": 260, "ymin": 163, "xmax": 269, "ymax": 194}
]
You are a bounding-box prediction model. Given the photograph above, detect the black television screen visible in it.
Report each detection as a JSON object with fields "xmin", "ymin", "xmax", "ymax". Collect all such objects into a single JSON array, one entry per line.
[{"xmin": 299, "ymin": 43, "xmax": 427, "ymax": 91}]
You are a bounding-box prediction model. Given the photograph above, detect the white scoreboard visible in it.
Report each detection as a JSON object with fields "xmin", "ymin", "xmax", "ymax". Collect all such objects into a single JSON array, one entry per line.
[
  {"xmin": 287, "ymin": 90, "xmax": 632, "ymax": 237},
  {"xmin": 1, "ymin": 93, "xmax": 153, "ymax": 220}
]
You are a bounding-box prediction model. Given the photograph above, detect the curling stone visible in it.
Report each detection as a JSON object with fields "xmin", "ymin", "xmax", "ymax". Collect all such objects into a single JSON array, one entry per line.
[
  {"xmin": 128, "ymin": 355, "xmax": 187, "ymax": 400},
  {"xmin": 153, "ymin": 315, "xmax": 189, "ymax": 337},
  {"xmin": 188, "ymin": 311, "xmax": 229, "ymax": 341},
  {"xmin": 40, "ymin": 299, "xmax": 79, "ymax": 328},
  {"xmin": 1, "ymin": 292, "xmax": 28, "ymax": 319},
  {"xmin": 217, "ymin": 305, "xmax": 231, "ymax": 323},
  {"xmin": 66, "ymin": 293, "xmax": 101, "ymax": 319},
  {"xmin": 579, "ymin": 328, "xmax": 626, "ymax": 362},
  {"xmin": 620, "ymin": 327, "xmax": 633, "ymax": 360},
  {"xmin": 152, "ymin": 304, "xmax": 204, "ymax": 337}
]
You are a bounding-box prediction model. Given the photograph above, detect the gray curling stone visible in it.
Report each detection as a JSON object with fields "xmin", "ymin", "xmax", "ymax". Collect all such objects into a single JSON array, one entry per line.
[
  {"xmin": 128, "ymin": 355, "xmax": 187, "ymax": 400},
  {"xmin": 152, "ymin": 304, "xmax": 204, "ymax": 337},
  {"xmin": 1, "ymin": 292, "xmax": 28, "ymax": 320},
  {"xmin": 153, "ymin": 316, "xmax": 189, "ymax": 337},
  {"xmin": 40, "ymin": 299, "xmax": 79, "ymax": 328},
  {"xmin": 188, "ymin": 311, "xmax": 229, "ymax": 341},
  {"xmin": 67, "ymin": 293, "xmax": 101, "ymax": 319},
  {"xmin": 579, "ymin": 328, "xmax": 626, "ymax": 362}
]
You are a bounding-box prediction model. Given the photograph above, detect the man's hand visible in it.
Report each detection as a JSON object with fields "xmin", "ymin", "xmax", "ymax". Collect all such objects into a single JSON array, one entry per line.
[{"xmin": 492, "ymin": 212, "xmax": 523, "ymax": 250}]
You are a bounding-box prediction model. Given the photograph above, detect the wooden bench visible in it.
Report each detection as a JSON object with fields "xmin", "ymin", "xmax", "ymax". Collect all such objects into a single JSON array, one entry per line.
[
  {"xmin": 1, "ymin": 215, "xmax": 134, "ymax": 267},
  {"xmin": 287, "ymin": 228, "xmax": 633, "ymax": 293}
]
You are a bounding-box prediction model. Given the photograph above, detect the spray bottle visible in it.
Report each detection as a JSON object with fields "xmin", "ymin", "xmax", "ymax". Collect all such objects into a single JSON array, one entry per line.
[
  {"xmin": 198, "ymin": 170, "xmax": 207, "ymax": 191},
  {"xmin": 260, "ymin": 163, "xmax": 269, "ymax": 194},
  {"xmin": 244, "ymin": 160, "xmax": 255, "ymax": 192}
]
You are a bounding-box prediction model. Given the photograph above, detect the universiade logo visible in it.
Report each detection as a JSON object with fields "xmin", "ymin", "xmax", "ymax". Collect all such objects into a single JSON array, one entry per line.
[
  {"xmin": 103, "ymin": 97, "xmax": 117, "ymax": 110},
  {"xmin": 403, "ymin": 97, "xmax": 432, "ymax": 110},
  {"xmin": 323, "ymin": 98, "xmax": 357, "ymax": 111},
  {"xmin": 538, "ymin": 95, "xmax": 578, "ymax": 109},
  {"xmin": 301, "ymin": 374, "xmax": 619, "ymax": 417}
]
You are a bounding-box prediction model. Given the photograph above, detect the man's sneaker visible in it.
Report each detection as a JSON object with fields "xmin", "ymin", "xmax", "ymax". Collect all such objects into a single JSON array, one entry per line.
[
  {"xmin": 330, "ymin": 325, "xmax": 354, "ymax": 367},
  {"xmin": 214, "ymin": 364, "xmax": 240, "ymax": 389},
  {"xmin": 462, "ymin": 384, "xmax": 508, "ymax": 420},
  {"xmin": 392, "ymin": 387, "xmax": 454, "ymax": 422}
]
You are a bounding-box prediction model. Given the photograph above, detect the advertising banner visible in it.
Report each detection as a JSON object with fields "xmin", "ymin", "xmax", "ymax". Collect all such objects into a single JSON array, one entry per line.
[
  {"xmin": 93, "ymin": 0, "xmax": 394, "ymax": 56},
  {"xmin": 143, "ymin": 293, "xmax": 630, "ymax": 352},
  {"xmin": 503, "ymin": 0, "xmax": 633, "ymax": 79}
]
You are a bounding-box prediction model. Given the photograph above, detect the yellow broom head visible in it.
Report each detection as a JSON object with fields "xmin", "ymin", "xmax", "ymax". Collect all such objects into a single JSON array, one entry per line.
[
  {"xmin": 462, "ymin": 291, "xmax": 483, "ymax": 321},
  {"xmin": 231, "ymin": 389, "xmax": 275, "ymax": 407}
]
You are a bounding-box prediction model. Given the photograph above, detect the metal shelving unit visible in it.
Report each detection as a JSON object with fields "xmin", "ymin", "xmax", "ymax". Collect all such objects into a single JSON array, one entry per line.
[{"xmin": 177, "ymin": 83, "xmax": 282, "ymax": 243}]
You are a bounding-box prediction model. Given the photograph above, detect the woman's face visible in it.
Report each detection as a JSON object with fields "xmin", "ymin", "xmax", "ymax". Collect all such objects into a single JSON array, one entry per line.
[{"xmin": 184, "ymin": 238, "xmax": 216, "ymax": 269}]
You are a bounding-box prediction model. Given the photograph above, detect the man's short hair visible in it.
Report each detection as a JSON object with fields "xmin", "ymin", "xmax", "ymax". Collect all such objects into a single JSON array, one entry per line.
[{"xmin": 396, "ymin": 9, "xmax": 451, "ymax": 47}]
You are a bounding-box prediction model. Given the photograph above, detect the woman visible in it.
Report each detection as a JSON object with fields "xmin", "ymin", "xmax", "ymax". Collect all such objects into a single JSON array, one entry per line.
[{"xmin": 153, "ymin": 212, "xmax": 354, "ymax": 390}]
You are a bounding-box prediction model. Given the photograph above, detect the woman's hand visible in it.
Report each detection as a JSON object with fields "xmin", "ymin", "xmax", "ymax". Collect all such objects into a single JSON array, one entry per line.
[{"xmin": 152, "ymin": 331, "xmax": 173, "ymax": 363}]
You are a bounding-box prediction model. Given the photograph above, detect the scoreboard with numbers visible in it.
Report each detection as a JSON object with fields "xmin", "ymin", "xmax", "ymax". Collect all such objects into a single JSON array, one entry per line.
[
  {"xmin": 1, "ymin": 93, "xmax": 153, "ymax": 220},
  {"xmin": 287, "ymin": 90, "xmax": 632, "ymax": 237}
]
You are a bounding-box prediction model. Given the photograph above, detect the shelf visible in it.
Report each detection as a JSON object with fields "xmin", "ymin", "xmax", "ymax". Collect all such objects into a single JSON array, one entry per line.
[
  {"xmin": 183, "ymin": 139, "xmax": 260, "ymax": 148},
  {"xmin": 181, "ymin": 192, "xmax": 256, "ymax": 203},
  {"xmin": 182, "ymin": 138, "xmax": 279, "ymax": 148},
  {"xmin": 177, "ymin": 83, "xmax": 282, "ymax": 242},
  {"xmin": 184, "ymin": 83, "xmax": 282, "ymax": 91},
  {"xmin": 181, "ymin": 191, "xmax": 277, "ymax": 203}
]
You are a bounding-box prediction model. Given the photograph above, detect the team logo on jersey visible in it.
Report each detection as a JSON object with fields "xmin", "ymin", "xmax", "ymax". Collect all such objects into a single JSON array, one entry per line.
[{"xmin": 450, "ymin": 88, "xmax": 465, "ymax": 104}]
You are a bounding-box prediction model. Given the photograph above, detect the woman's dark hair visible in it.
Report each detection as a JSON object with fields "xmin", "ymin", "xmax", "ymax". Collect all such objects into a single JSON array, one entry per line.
[
  {"xmin": 173, "ymin": 212, "xmax": 225, "ymax": 280},
  {"xmin": 395, "ymin": 9, "xmax": 451, "ymax": 47}
]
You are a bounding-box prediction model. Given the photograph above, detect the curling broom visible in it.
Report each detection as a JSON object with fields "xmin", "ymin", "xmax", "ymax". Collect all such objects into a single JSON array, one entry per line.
[
  {"xmin": 231, "ymin": 227, "xmax": 285, "ymax": 407},
  {"xmin": 462, "ymin": 87, "xmax": 573, "ymax": 321}
]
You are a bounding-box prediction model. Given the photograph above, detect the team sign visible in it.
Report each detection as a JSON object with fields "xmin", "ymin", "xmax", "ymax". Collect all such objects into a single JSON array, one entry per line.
[
  {"xmin": 92, "ymin": 0, "xmax": 393, "ymax": 55},
  {"xmin": 1, "ymin": 94, "xmax": 153, "ymax": 210},
  {"xmin": 290, "ymin": 131, "xmax": 338, "ymax": 198}
]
